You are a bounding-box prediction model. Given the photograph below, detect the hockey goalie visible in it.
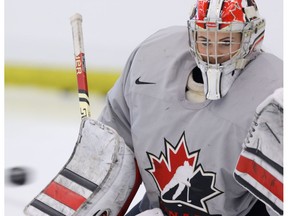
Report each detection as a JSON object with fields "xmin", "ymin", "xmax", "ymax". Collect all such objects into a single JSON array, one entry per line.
[{"xmin": 24, "ymin": 0, "xmax": 283, "ymax": 213}]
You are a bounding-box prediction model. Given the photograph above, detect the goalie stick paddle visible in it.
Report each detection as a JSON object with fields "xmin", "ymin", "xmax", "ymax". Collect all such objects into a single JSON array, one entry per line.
[{"xmin": 24, "ymin": 13, "xmax": 141, "ymax": 216}]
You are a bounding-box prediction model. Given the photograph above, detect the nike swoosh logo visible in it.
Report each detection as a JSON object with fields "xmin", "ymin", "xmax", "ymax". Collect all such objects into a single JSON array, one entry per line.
[{"xmin": 135, "ymin": 77, "xmax": 156, "ymax": 85}]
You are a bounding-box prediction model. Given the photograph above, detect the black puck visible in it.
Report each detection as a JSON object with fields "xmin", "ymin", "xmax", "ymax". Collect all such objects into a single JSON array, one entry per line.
[{"xmin": 9, "ymin": 167, "xmax": 27, "ymax": 185}]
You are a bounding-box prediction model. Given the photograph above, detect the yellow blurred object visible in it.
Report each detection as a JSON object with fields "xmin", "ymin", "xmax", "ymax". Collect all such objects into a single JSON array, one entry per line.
[{"xmin": 4, "ymin": 64, "xmax": 121, "ymax": 95}]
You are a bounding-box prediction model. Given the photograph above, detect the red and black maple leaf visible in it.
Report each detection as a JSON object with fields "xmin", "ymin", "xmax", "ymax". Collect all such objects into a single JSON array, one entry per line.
[{"xmin": 146, "ymin": 132, "xmax": 223, "ymax": 215}]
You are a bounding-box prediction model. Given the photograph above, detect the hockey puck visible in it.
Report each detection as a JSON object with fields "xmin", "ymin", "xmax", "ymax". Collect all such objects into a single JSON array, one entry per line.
[{"xmin": 8, "ymin": 167, "xmax": 29, "ymax": 186}]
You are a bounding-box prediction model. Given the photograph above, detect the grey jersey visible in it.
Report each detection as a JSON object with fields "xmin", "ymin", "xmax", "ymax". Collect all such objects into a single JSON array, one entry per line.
[{"xmin": 98, "ymin": 26, "xmax": 283, "ymax": 215}]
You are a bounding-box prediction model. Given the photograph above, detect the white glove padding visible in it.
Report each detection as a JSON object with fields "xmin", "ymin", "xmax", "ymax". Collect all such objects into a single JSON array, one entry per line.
[
  {"xmin": 24, "ymin": 118, "xmax": 141, "ymax": 216},
  {"xmin": 136, "ymin": 208, "xmax": 164, "ymax": 216},
  {"xmin": 234, "ymin": 88, "xmax": 283, "ymax": 215}
]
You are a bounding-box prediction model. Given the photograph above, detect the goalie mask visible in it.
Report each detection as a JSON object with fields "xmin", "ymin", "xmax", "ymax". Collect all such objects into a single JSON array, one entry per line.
[{"xmin": 187, "ymin": 0, "xmax": 265, "ymax": 100}]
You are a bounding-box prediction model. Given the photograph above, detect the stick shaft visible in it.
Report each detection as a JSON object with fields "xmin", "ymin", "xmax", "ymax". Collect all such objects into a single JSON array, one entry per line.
[{"xmin": 70, "ymin": 13, "xmax": 91, "ymax": 118}]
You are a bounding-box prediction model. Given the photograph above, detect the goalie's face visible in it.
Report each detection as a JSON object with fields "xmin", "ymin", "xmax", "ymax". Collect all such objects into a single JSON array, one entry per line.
[{"xmin": 196, "ymin": 31, "xmax": 242, "ymax": 64}]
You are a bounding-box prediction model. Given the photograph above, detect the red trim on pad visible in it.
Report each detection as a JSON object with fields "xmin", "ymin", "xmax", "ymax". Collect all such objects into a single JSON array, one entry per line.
[{"xmin": 44, "ymin": 181, "xmax": 86, "ymax": 210}]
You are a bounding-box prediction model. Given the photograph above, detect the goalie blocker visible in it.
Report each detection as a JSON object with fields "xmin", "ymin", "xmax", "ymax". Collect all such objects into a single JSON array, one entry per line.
[
  {"xmin": 234, "ymin": 88, "xmax": 283, "ymax": 215},
  {"xmin": 24, "ymin": 118, "xmax": 141, "ymax": 216}
]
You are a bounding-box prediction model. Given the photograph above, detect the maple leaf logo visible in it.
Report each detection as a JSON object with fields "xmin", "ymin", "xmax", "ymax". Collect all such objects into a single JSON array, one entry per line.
[{"xmin": 146, "ymin": 132, "xmax": 223, "ymax": 215}]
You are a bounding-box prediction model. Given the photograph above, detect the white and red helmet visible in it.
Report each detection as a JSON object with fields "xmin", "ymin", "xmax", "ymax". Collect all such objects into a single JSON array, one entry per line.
[{"xmin": 187, "ymin": 0, "xmax": 265, "ymax": 100}]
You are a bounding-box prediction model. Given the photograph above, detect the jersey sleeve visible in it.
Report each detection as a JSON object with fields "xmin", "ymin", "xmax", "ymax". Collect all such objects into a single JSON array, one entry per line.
[{"xmin": 97, "ymin": 47, "xmax": 139, "ymax": 151}]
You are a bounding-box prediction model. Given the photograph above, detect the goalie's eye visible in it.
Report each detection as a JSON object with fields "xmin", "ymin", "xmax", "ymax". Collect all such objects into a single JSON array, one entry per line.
[
  {"xmin": 197, "ymin": 39, "xmax": 210, "ymax": 47},
  {"xmin": 220, "ymin": 40, "xmax": 232, "ymax": 46}
]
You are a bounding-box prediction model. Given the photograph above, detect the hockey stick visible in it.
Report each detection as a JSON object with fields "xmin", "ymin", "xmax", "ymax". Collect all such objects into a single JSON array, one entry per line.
[{"xmin": 70, "ymin": 13, "xmax": 91, "ymax": 118}]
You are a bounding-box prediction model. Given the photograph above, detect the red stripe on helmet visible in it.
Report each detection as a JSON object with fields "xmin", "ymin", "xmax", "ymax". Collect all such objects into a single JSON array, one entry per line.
[
  {"xmin": 249, "ymin": 34, "xmax": 264, "ymax": 54},
  {"xmin": 196, "ymin": 0, "xmax": 210, "ymax": 28}
]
